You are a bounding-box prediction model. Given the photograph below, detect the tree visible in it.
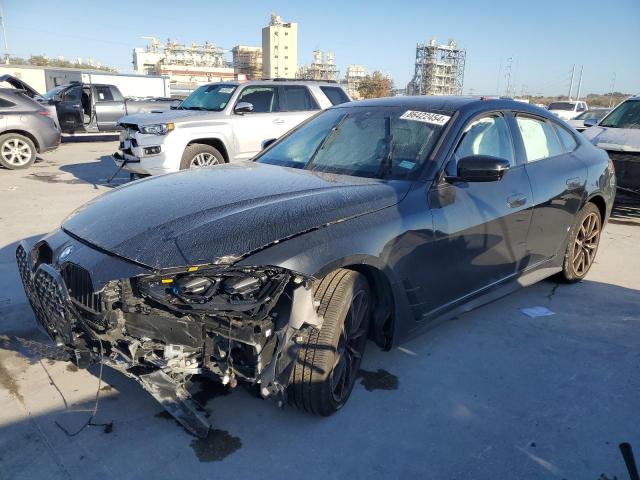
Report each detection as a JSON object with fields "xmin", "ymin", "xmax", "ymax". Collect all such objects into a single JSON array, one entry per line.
[{"xmin": 357, "ymin": 71, "xmax": 393, "ymax": 99}]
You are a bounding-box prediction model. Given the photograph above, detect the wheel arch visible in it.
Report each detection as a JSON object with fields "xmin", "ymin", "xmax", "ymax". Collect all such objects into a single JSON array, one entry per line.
[
  {"xmin": 0, "ymin": 129, "xmax": 40, "ymax": 152},
  {"xmin": 586, "ymin": 193, "xmax": 607, "ymax": 223},
  {"xmin": 186, "ymin": 137, "xmax": 229, "ymax": 162}
]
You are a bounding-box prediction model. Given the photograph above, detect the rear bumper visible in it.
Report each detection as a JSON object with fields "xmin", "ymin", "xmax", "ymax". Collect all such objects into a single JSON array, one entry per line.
[{"xmin": 36, "ymin": 126, "xmax": 61, "ymax": 153}]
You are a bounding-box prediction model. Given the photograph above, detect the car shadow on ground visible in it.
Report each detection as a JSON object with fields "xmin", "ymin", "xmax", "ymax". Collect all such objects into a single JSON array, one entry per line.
[
  {"xmin": 1, "ymin": 274, "xmax": 638, "ymax": 477},
  {"xmin": 58, "ymin": 155, "xmax": 129, "ymax": 188},
  {"xmin": 610, "ymin": 192, "xmax": 640, "ymax": 226}
]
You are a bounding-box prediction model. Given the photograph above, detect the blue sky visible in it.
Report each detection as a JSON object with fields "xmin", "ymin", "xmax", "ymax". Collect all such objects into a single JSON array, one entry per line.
[{"xmin": 4, "ymin": 0, "xmax": 639, "ymax": 95}]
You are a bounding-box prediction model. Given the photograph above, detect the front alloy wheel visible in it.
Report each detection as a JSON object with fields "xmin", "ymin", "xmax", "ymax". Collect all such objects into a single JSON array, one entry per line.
[
  {"xmin": 289, "ymin": 269, "xmax": 371, "ymax": 415},
  {"xmin": 0, "ymin": 134, "xmax": 36, "ymax": 170},
  {"xmin": 190, "ymin": 152, "xmax": 220, "ymax": 168}
]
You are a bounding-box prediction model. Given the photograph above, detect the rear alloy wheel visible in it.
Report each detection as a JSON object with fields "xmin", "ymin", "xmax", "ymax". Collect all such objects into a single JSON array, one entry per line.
[
  {"xmin": 559, "ymin": 202, "xmax": 602, "ymax": 282},
  {"xmin": 0, "ymin": 134, "xmax": 36, "ymax": 170},
  {"xmin": 289, "ymin": 269, "xmax": 371, "ymax": 415},
  {"xmin": 179, "ymin": 144, "xmax": 224, "ymax": 170}
]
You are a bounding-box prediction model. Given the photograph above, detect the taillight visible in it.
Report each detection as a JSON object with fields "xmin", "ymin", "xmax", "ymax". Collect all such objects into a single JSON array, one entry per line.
[
  {"xmin": 608, "ymin": 156, "xmax": 615, "ymax": 173},
  {"xmin": 38, "ymin": 110, "xmax": 50, "ymax": 116}
]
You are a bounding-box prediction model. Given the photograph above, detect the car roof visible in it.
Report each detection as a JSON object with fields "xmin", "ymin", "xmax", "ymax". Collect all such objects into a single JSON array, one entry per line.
[
  {"xmin": 331, "ymin": 95, "xmax": 553, "ymax": 116},
  {"xmin": 201, "ymin": 80, "xmax": 342, "ymax": 88}
]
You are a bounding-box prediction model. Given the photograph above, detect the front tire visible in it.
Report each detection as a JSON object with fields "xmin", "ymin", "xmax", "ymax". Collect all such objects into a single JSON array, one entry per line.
[
  {"xmin": 559, "ymin": 202, "xmax": 602, "ymax": 282},
  {"xmin": 289, "ymin": 269, "xmax": 371, "ymax": 416},
  {"xmin": 0, "ymin": 134, "xmax": 36, "ymax": 170},
  {"xmin": 179, "ymin": 144, "xmax": 224, "ymax": 170}
]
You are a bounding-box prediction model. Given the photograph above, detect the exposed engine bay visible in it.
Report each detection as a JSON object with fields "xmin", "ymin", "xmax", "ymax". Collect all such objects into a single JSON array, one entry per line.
[{"xmin": 17, "ymin": 239, "xmax": 323, "ymax": 437}]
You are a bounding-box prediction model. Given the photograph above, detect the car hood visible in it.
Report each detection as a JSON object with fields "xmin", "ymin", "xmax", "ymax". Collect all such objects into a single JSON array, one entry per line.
[
  {"xmin": 583, "ymin": 126, "xmax": 640, "ymax": 152},
  {"xmin": 62, "ymin": 162, "xmax": 409, "ymax": 269},
  {"xmin": 119, "ymin": 109, "xmax": 225, "ymax": 126}
]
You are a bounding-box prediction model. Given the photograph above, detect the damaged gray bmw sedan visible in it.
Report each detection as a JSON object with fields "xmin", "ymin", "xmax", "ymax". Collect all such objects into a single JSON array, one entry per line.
[{"xmin": 16, "ymin": 96, "xmax": 615, "ymax": 437}]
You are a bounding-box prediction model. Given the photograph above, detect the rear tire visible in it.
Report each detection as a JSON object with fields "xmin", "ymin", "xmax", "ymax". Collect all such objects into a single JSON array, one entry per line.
[
  {"xmin": 179, "ymin": 144, "xmax": 224, "ymax": 170},
  {"xmin": 0, "ymin": 133, "xmax": 36, "ymax": 170},
  {"xmin": 558, "ymin": 202, "xmax": 602, "ymax": 282},
  {"xmin": 288, "ymin": 269, "xmax": 371, "ymax": 416}
]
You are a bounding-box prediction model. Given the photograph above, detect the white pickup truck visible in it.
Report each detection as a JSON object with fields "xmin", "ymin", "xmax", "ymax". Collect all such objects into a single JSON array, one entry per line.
[
  {"xmin": 547, "ymin": 100, "xmax": 589, "ymax": 121},
  {"xmin": 114, "ymin": 80, "xmax": 350, "ymax": 176}
]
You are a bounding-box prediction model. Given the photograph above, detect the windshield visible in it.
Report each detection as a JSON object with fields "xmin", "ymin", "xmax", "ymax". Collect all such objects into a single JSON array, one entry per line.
[
  {"xmin": 548, "ymin": 102, "xmax": 576, "ymax": 111},
  {"xmin": 179, "ymin": 84, "xmax": 237, "ymax": 111},
  {"xmin": 42, "ymin": 86, "xmax": 67, "ymax": 100},
  {"xmin": 256, "ymin": 106, "xmax": 447, "ymax": 180},
  {"xmin": 575, "ymin": 109, "xmax": 609, "ymax": 121},
  {"xmin": 599, "ymin": 100, "xmax": 640, "ymax": 129}
]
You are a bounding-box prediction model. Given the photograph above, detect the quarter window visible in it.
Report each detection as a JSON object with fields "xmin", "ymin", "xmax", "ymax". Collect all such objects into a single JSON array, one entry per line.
[
  {"xmin": 236, "ymin": 86, "xmax": 278, "ymax": 113},
  {"xmin": 453, "ymin": 114, "xmax": 515, "ymax": 165},
  {"xmin": 280, "ymin": 86, "xmax": 319, "ymax": 111},
  {"xmin": 553, "ymin": 124, "xmax": 577, "ymax": 152},
  {"xmin": 516, "ymin": 116, "xmax": 563, "ymax": 162}
]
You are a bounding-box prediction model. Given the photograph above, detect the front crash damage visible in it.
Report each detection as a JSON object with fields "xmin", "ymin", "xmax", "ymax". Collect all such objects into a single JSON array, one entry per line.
[{"xmin": 16, "ymin": 240, "xmax": 323, "ymax": 437}]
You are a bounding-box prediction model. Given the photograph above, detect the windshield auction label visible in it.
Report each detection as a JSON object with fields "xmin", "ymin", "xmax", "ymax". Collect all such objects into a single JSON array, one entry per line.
[{"xmin": 400, "ymin": 110, "xmax": 451, "ymax": 126}]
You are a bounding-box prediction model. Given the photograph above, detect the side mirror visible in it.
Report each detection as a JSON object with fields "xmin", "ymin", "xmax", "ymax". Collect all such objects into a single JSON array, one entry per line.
[
  {"xmin": 453, "ymin": 155, "xmax": 511, "ymax": 182},
  {"xmin": 261, "ymin": 138, "xmax": 277, "ymax": 149},
  {"xmin": 583, "ymin": 118, "xmax": 598, "ymax": 128},
  {"xmin": 234, "ymin": 102, "xmax": 254, "ymax": 114}
]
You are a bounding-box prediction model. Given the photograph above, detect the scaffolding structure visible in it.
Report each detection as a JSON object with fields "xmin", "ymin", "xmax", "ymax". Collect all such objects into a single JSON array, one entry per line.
[
  {"xmin": 297, "ymin": 50, "xmax": 339, "ymax": 81},
  {"xmin": 232, "ymin": 45, "xmax": 262, "ymax": 80},
  {"xmin": 407, "ymin": 38, "xmax": 466, "ymax": 96}
]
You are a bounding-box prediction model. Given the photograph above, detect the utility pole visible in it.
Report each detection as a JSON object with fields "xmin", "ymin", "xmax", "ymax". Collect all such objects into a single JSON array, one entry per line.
[
  {"xmin": 575, "ymin": 65, "xmax": 584, "ymax": 101},
  {"xmin": 568, "ymin": 64, "xmax": 575, "ymax": 100},
  {"xmin": 0, "ymin": 1, "xmax": 9, "ymax": 64},
  {"xmin": 608, "ymin": 73, "xmax": 616, "ymax": 108},
  {"xmin": 504, "ymin": 57, "xmax": 513, "ymax": 98}
]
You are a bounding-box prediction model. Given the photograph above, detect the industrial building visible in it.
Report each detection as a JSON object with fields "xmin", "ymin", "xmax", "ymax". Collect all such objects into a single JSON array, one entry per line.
[
  {"xmin": 132, "ymin": 37, "xmax": 234, "ymax": 94},
  {"xmin": 232, "ymin": 45, "xmax": 262, "ymax": 80},
  {"xmin": 406, "ymin": 38, "xmax": 466, "ymax": 96},
  {"xmin": 262, "ymin": 13, "xmax": 298, "ymax": 79},
  {"xmin": 344, "ymin": 64, "xmax": 368, "ymax": 99},
  {"xmin": 297, "ymin": 50, "xmax": 339, "ymax": 82}
]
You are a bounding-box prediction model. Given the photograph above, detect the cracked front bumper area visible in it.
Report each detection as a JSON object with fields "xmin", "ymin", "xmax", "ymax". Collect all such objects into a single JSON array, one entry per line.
[{"xmin": 16, "ymin": 240, "xmax": 322, "ymax": 437}]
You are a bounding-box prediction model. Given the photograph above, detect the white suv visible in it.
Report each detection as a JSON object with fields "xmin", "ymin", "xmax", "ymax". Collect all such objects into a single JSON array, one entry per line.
[{"xmin": 114, "ymin": 80, "xmax": 350, "ymax": 175}]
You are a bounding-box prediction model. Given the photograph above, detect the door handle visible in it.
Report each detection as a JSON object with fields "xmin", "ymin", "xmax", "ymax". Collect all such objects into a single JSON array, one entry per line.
[
  {"xmin": 272, "ymin": 118, "xmax": 285, "ymax": 125},
  {"xmin": 566, "ymin": 177, "xmax": 581, "ymax": 190},
  {"xmin": 507, "ymin": 194, "xmax": 527, "ymax": 208}
]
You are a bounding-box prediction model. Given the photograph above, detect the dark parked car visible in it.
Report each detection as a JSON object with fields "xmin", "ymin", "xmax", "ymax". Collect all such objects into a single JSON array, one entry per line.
[
  {"xmin": 0, "ymin": 88, "xmax": 60, "ymax": 169},
  {"xmin": 16, "ymin": 96, "xmax": 615, "ymax": 436}
]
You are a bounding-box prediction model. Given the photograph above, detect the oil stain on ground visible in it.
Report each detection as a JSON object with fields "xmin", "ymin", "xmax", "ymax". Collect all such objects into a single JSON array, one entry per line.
[
  {"xmin": 357, "ymin": 368, "xmax": 399, "ymax": 391},
  {"xmin": 27, "ymin": 173, "xmax": 85, "ymax": 185},
  {"xmin": 154, "ymin": 410, "xmax": 242, "ymax": 462},
  {"xmin": 190, "ymin": 429, "xmax": 242, "ymax": 462},
  {"xmin": 0, "ymin": 361, "xmax": 24, "ymax": 403},
  {"xmin": 66, "ymin": 363, "xmax": 78, "ymax": 372}
]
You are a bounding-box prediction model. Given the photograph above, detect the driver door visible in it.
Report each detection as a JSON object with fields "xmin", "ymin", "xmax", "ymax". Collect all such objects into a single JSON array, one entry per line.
[
  {"xmin": 231, "ymin": 86, "xmax": 283, "ymax": 160},
  {"xmin": 55, "ymin": 85, "xmax": 84, "ymax": 133},
  {"xmin": 421, "ymin": 112, "xmax": 534, "ymax": 313}
]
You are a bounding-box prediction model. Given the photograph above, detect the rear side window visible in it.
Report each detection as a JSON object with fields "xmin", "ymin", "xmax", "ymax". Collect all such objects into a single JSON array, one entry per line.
[
  {"xmin": 281, "ymin": 86, "xmax": 319, "ymax": 111},
  {"xmin": 516, "ymin": 116, "xmax": 563, "ymax": 162},
  {"xmin": 553, "ymin": 124, "xmax": 577, "ymax": 152},
  {"xmin": 0, "ymin": 97, "xmax": 15, "ymax": 108},
  {"xmin": 94, "ymin": 86, "xmax": 114, "ymax": 102},
  {"xmin": 320, "ymin": 86, "xmax": 350, "ymax": 106}
]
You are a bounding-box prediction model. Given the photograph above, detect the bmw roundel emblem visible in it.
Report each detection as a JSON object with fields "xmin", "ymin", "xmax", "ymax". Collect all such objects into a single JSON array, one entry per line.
[{"xmin": 59, "ymin": 245, "xmax": 74, "ymax": 261}]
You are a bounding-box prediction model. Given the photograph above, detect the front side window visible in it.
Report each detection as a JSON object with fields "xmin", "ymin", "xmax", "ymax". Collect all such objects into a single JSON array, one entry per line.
[
  {"xmin": 180, "ymin": 84, "xmax": 237, "ymax": 112},
  {"xmin": 516, "ymin": 116, "xmax": 563, "ymax": 162},
  {"xmin": 281, "ymin": 86, "xmax": 319, "ymax": 111},
  {"xmin": 236, "ymin": 86, "xmax": 278, "ymax": 113},
  {"xmin": 599, "ymin": 100, "xmax": 640, "ymax": 129},
  {"xmin": 64, "ymin": 86, "xmax": 81, "ymax": 103},
  {"xmin": 257, "ymin": 106, "xmax": 446, "ymax": 180},
  {"xmin": 453, "ymin": 114, "xmax": 515, "ymax": 164}
]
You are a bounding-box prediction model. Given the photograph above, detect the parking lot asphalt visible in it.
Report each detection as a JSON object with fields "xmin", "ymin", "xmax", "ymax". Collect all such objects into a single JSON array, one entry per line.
[{"xmin": 0, "ymin": 141, "xmax": 639, "ymax": 480}]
